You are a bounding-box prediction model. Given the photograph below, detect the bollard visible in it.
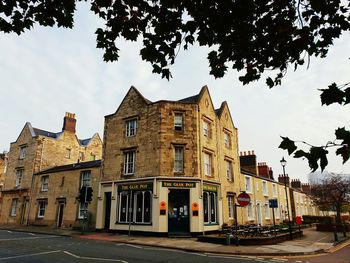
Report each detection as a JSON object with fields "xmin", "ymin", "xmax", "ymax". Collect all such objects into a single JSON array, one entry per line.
[
  {"xmin": 235, "ymin": 236, "xmax": 240, "ymax": 246},
  {"xmin": 226, "ymin": 234, "xmax": 233, "ymax": 245},
  {"xmin": 333, "ymin": 225, "xmax": 338, "ymax": 242}
]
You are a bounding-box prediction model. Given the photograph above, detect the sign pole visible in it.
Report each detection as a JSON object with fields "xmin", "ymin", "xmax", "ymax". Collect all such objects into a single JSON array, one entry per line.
[{"xmin": 128, "ymin": 190, "xmax": 132, "ymax": 237}]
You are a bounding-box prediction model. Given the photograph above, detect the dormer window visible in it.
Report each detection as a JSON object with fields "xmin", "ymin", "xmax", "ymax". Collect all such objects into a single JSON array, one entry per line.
[
  {"xmin": 125, "ymin": 119, "xmax": 137, "ymax": 137},
  {"xmin": 19, "ymin": 145, "xmax": 27, "ymax": 159}
]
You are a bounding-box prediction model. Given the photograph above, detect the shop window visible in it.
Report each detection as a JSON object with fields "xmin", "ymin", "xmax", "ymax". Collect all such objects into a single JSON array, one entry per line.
[
  {"xmin": 10, "ymin": 199, "xmax": 18, "ymax": 217},
  {"xmin": 174, "ymin": 113, "xmax": 183, "ymax": 131},
  {"xmin": 125, "ymin": 119, "xmax": 137, "ymax": 137},
  {"xmin": 37, "ymin": 201, "xmax": 46, "ymax": 218},
  {"xmin": 41, "ymin": 175, "xmax": 49, "ymax": 191},
  {"xmin": 203, "ymin": 192, "xmax": 217, "ymax": 224},
  {"xmin": 118, "ymin": 191, "xmax": 152, "ymax": 224},
  {"xmin": 174, "ymin": 146, "xmax": 184, "ymax": 173},
  {"xmin": 124, "ymin": 151, "xmax": 135, "ymax": 175}
]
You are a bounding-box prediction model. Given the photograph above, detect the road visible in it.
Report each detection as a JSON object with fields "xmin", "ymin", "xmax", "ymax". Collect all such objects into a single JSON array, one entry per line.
[
  {"xmin": 286, "ymin": 240, "xmax": 350, "ymax": 263},
  {"xmin": 0, "ymin": 230, "xmax": 285, "ymax": 263}
]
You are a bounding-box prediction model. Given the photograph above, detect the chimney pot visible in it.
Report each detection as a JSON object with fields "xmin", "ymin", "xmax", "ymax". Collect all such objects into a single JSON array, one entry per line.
[{"xmin": 62, "ymin": 112, "xmax": 76, "ymax": 133}]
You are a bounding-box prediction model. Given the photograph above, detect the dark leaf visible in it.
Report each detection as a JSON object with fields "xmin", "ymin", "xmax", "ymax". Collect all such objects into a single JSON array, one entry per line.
[
  {"xmin": 320, "ymin": 83, "xmax": 345, "ymax": 105},
  {"xmin": 294, "ymin": 150, "xmax": 309, "ymax": 158},
  {"xmin": 279, "ymin": 136, "xmax": 297, "ymax": 155},
  {"xmin": 336, "ymin": 145, "xmax": 350, "ymax": 164}
]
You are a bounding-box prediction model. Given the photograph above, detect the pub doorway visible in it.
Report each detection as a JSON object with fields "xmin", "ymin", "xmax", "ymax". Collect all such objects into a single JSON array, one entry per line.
[{"xmin": 168, "ymin": 189, "xmax": 190, "ymax": 236}]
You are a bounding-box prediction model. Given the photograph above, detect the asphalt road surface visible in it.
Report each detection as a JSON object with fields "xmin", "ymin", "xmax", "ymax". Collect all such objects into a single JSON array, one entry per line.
[{"xmin": 0, "ymin": 230, "xmax": 288, "ymax": 263}]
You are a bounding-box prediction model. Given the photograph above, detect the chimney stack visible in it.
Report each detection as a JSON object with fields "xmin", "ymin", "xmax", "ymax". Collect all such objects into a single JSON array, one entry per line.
[
  {"xmin": 278, "ymin": 174, "xmax": 290, "ymax": 186},
  {"xmin": 291, "ymin": 179, "xmax": 301, "ymax": 190},
  {"xmin": 62, "ymin": 112, "xmax": 76, "ymax": 133}
]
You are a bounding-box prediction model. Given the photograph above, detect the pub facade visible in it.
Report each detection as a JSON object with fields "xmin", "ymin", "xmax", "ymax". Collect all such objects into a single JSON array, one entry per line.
[{"xmin": 95, "ymin": 86, "xmax": 241, "ymax": 235}]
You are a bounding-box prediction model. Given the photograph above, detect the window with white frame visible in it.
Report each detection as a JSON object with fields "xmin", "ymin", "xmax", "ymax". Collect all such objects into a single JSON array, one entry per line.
[
  {"xmin": 79, "ymin": 152, "xmax": 84, "ymax": 161},
  {"xmin": 203, "ymin": 121, "xmax": 210, "ymax": 137},
  {"xmin": 81, "ymin": 170, "xmax": 91, "ymax": 187},
  {"xmin": 275, "ymin": 205, "xmax": 280, "ymax": 219},
  {"xmin": 226, "ymin": 160, "xmax": 233, "ymax": 181},
  {"xmin": 203, "ymin": 191, "xmax": 217, "ymax": 224},
  {"xmin": 264, "ymin": 202, "xmax": 270, "ymax": 219},
  {"xmin": 174, "ymin": 113, "xmax": 183, "ymax": 131},
  {"xmin": 174, "ymin": 146, "xmax": 184, "ymax": 173},
  {"xmin": 78, "ymin": 202, "xmax": 88, "ymax": 219},
  {"xmin": 10, "ymin": 199, "xmax": 17, "ymax": 216},
  {"xmin": 125, "ymin": 119, "xmax": 137, "ymax": 137},
  {"xmin": 247, "ymin": 202, "xmax": 254, "ymax": 220},
  {"xmin": 37, "ymin": 200, "xmax": 46, "ymax": 218},
  {"xmin": 224, "ymin": 132, "xmax": 231, "ymax": 148},
  {"xmin": 118, "ymin": 191, "xmax": 152, "ymax": 224},
  {"xmin": 228, "ymin": 196, "xmax": 234, "ymax": 219},
  {"xmin": 245, "ymin": 176, "xmax": 252, "ymax": 193},
  {"xmin": 124, "ymin": 151, "xmax": 136, "ymax": 175},
  {"xmin": 262, "ymin": 181, "xmax": 268, "ymax": 196},
  {"xmin": 65, "ymin": 148, "xmax": 71, "ymax": 159},
  {"xmin": 15, "ymin": 169, "xmax": 24, "ymax": 187},
  {"xmin": 19, "ymin": 145, "xmax": 27, "ymax": 159},
  {"xmin": 204, "ymin": 152, "xmax": 212, "ymax": 176},
  {"xmin": 272, "ymin": 184, "xmax": 277, "ymax": 197},
  {"xmin": 41, "ymin": 176, "xmax": 49, "ymax": 191}
]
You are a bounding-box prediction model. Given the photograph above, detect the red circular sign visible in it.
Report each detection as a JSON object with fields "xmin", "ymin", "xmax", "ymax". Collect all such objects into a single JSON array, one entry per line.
[{"xmin": 237, "ymin": 192, "xmax": 251, "ymax": 207}]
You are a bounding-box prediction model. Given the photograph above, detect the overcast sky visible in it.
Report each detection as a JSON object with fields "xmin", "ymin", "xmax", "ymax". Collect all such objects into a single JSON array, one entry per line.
[{"xmin": 1, "ymin": 3, "xmax": 349, "ymax": 183}]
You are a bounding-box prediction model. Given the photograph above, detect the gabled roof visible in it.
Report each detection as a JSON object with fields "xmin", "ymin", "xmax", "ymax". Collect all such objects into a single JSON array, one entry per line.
[
  {"xmin": 178, "ymin": 94, "xmax": 200, "ymax": 103},
  {"xmin": 35, "ymin": 160, "xmax": 101, "ymax": 175},
  {"xmin": 33, "ymin": 127, "xmax": 61, "ymax": 139}
]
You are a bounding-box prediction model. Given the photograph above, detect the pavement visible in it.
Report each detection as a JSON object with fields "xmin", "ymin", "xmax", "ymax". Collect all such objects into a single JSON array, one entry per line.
[{"xmin": 0, "ymin": 225, "xmax": 349, "ymax": 257}]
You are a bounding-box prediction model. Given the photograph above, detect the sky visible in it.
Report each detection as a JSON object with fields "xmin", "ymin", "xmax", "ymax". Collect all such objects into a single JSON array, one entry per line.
[{"xmin": 1, "ymin": 3, "xmax": 349, "ymax": 183}]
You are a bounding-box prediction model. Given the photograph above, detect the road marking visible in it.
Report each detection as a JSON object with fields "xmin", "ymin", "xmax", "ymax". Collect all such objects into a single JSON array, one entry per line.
[
  {"xmin": 63, "ymin": 251, "xmax": 128, "ymax": 262},
  {"xmin": 124, "ymin": 244, "xmax": 143, "ymax": 249},
  {"xmin": 0, "ymin": 250, "xmax": 61, "ymax": 260},
  {"xmin": 0, "ymin": 236, "xmax": 60, "ymax": 241}
]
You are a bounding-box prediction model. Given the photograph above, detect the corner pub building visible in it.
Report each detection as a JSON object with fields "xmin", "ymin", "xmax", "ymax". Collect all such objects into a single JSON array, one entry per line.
[{"xmin": 96, "ymin": 86, "xmax": 242, "ymax": 235}]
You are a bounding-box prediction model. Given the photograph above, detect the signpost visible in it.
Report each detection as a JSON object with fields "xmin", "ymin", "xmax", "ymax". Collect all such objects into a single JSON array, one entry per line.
[
  {"xmin": 237, "ymin": 192, "xmax": 250, "ymax": 207},
  {"xmin": 269, "ymin": 199, "xmax": 278, "ymax": 236}
]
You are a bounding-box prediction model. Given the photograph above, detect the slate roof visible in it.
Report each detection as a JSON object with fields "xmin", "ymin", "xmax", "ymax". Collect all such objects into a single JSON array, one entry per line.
[
  {"xmin": 177, "ymin": 94, "xmax": 200, "ymax": 103},
  {"xmin": 79, "ymin": 138, "xmax": 92, "ymax": 146},
  {"xmin": 35, "ymin": 160, "xmax": 101, "ymax": 175},
  {"xmin": 33, "ymin": 128, "xmax": 60, "ymax": 138}
]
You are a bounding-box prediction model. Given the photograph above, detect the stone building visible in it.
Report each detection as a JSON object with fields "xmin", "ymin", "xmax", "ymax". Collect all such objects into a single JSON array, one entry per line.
[
  {"xmin": 0, "ymin": 113, "xmax": 102, "ymax": 226},
  {"xmin": 0, "ymin": 152, "xmax": 8, "ymax": 190},
  {"xmin": 96, "ymin": 86, "xmax": 241, "ymax": 235},
  {"xmin": 29, "ymin": 160, "xmax": 101, "ymax": 229}
]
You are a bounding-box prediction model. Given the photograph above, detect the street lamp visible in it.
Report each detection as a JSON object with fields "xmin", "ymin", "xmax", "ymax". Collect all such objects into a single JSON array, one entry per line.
[{"xmin": 280, "ymin": 157, "xmax": 293, "ymax": 240}]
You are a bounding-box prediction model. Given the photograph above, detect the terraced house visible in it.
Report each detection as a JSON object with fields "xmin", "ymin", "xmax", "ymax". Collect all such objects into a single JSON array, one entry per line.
[
  {"xmin": 0, "ymin": 113, "xmax": 102, "ymax": 226},
  {"xmin": 96, "ymin": 86, "xmax": 241, "ymax": 235}
]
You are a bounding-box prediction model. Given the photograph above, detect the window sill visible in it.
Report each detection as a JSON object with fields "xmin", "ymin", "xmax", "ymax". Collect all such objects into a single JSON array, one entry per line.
[
  {"xmin": 204, "ymin": 223, "xmax": 219, "ymax": 226},
  {"xmin": 115, "ymin": 222, "xmax": 152, "ymax": 226}
]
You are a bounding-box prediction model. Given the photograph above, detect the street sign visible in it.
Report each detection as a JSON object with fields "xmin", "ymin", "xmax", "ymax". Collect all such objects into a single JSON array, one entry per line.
[
  {"xmin": 269, "ymin": 199, "xmax": 278, "ymax": 208},
  {"xmin": 237, "ymin": 192, "xmax": 250, "ymax": 207}
]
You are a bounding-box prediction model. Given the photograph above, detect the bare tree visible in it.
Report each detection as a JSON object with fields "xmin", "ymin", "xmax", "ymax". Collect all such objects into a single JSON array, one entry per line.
[{"xmin": 311, "ymin": 174, "xmax": 350, "ymax": 224}]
